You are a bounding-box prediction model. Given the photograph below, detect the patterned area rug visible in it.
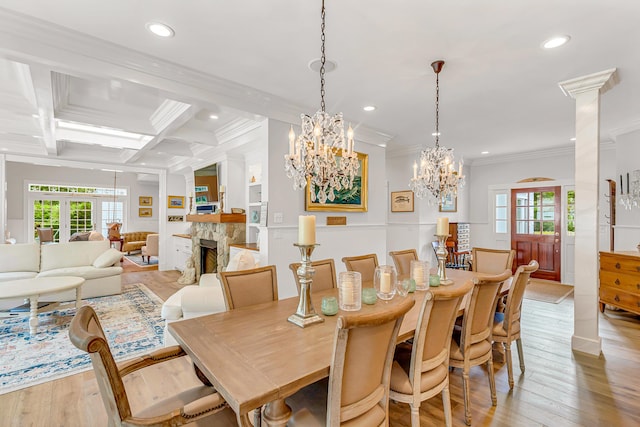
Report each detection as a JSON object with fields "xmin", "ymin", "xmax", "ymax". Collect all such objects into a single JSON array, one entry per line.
[{"xmin": 0, "ymin": 283, "xmax": 164, "ymax": 395}]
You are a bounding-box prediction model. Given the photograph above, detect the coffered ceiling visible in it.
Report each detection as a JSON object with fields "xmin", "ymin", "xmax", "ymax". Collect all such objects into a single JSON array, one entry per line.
[{"xmin": 0, "ymin": 1, "xmax": 639, "ymax": 173}]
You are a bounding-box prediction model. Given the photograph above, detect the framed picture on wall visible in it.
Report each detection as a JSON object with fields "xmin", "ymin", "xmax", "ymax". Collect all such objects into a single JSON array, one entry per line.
[
  {"xmin": 439, "ymin": 193, "xmax": 457, "ymax": 212},
  {"xmin": 139, "ymin": 196, "xmax": 152, "ymax": 206},
  {"xmin": 168, "ymin": 215, "xmax": 184, "ymax": 222},
  {"xmin": 390, "ymin": 190, "xmax": 414, "ymax": 212},
  {"xmin": 139, "ymin": 208, "xmax": 152, "ymax": 217},
  {"xmin": 167, "ymin": 195, "xmax": 185, "ymax": 209}
]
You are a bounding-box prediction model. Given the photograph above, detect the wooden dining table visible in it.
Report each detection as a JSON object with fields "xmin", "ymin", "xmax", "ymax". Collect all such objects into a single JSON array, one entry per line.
[{"xmin": 168, "ymin": 268, "xmax": 508, "ymax": 426}]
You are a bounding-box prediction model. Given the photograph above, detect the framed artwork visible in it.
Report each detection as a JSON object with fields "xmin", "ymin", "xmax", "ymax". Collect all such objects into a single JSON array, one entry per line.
[
  {"xmin": 390, "ymin": 190, "xmax": 414, "ymax": 212},
  {"xmin": 139, "ymin": 207, "xmax": 152, "ymax": 217},
  {"xmin": 139, "ymin": 196, "xmax": 152, "ymax": 206},
  {"xmin": 195, "ymin": 195, "xmax": 208, "ymax": 204},
  {"xmin": 305, "ymin": 151, "xmax": 368, "ymax": 212},
  {"xmin": 439, "ymin": 193, "xmax": 457, "ymax": 212},
  {"xmin": 168, "ymin": 215, "xmax": 184, "ymax": 222},
  {"xmin": 168, "ymin": 195, "xmax": 185, "ymax": 209}
]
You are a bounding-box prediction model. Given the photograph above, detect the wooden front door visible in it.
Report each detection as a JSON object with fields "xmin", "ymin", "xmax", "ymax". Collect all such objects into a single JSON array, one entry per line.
[{"xmin": 511, "ymin": 187, "xmax": 561, "ymax": 281}]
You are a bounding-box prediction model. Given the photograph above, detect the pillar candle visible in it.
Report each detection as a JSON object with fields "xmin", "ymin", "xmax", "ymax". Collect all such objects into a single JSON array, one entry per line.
[
  {"xmin": 219, "ymin": 185, "xmax": 226, "ymax": 193},
  {"xmin": 436, "ymin": 217, "xmax": 449, "ymax": 235},
  {"xmin": 380, "ymin": 272, "xmax": 391, "ymax": 293},
  {"xmin": 298, "ymin": 215, "xmax": 316, "ymax": 245},
  {"xmin": 341, "ymin": 276, "xmax": 354, "ymax": 305},
  {"xmin": 412, "ymin": 263, "xmax": 423, "ymax": 284}
]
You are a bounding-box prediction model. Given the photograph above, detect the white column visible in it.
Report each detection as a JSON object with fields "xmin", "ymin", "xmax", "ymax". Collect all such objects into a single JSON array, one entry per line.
[
  {"xmin": 559, "ymin": 69, "xmax": 617, "ymax": 356},
  {"xmin": 0, "ymin": 154, "xmax": 5, "ymax": 243}
]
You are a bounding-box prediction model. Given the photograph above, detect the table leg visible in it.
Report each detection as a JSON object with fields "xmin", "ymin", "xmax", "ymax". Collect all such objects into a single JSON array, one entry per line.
[
  {"xmin": 262, "ymin": 399, "xmax": 291, "ymax": 427},
  {"xmin": 75, "ymin": 286, "xmax": 82, "ymax": 310},
  {"xmin": 29, "ymin": 296, "xmax": 38, "ymax": 335}
]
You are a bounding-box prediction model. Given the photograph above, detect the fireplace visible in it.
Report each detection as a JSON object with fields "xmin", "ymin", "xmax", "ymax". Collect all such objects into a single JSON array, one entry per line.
[{"xmin": 199, "ymin": 239, "xmax": 218, "ymax": 275}]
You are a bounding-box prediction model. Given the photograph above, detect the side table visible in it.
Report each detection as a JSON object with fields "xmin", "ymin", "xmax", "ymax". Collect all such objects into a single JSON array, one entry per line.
[{"xmin": 109, "ymin": 237, "xmax": 124, "ymax": 251}]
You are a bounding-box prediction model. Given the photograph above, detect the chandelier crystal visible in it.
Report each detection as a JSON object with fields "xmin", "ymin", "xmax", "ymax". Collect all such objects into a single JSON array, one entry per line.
[
  {"xmin": 620, "ymin": 170, "xmax": 640, "ymax": 210},
  {"xmin": 284, "ymin": 0, "xmax": 359, "ymax": 204},
  {"xmin": 409, "ymin": 60, "xmax": 464, "ymax": 203}
]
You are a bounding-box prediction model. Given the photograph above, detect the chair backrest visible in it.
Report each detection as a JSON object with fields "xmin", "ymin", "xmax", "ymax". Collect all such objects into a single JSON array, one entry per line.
[
  {"xmin": 37, "ymin": 227, "xmax": 54, "ymax": 244},
  {"xmin": 502, "ymin": 260, "xmax": 539, "ymax": 334},
  {"xmin": 145, "ymin": 234, "xmax": 160, "ymax": 254},
  {"xmin": 69, "ymin": 305, "xmax": 131, "ymax": 424},
  {"xmin": 471, "ymin": 247, "xmax": 515, "ymax": 274},
  {"xmin": 411, "ymin": 279, "xmax": 474, "ymax": 383},
  {"xmin": 218, "ymin": 265, "xmax": 278, "ymax": 310},
  {"xmin": 328, "ymin": 297, "xmax": 415, "ymax": 426},
  {"xmin": 389, "ymin": 249, "xmax": 418, "ymax": 277},
  {"xmin": 289, "ymin": 258, "xmax": 337, "ymax": 295},
  {"xmin": 459, "ymin": 270, "xmax": 512, "ymax": 354},
  {"xmin": 341, "ymin": 254, "xmax": 379, "ymax": 284}
]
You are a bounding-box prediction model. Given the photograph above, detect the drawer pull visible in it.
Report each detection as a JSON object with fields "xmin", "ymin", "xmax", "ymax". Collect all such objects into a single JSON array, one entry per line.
[
  {"xmin": 637, "ymin": 266, "xmax": 640, "ymax": 272},
  {"xmin": 614, "ymin": 295, "xmax": 620, "ymax": 302},
  {"xmin": 615, "ymin": 263, "xmax": 621, "ymax": 269},
  {"xmin": 637, "ymin": 284, "xmax": 640, "ymax": 290},
  {"xmin": 615, "ymin": 279, "xmax": 621, "ymax": 285}
]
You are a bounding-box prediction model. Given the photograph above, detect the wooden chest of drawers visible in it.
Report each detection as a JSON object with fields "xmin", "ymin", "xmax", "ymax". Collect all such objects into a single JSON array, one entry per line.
[{"xmin": 599, "ymin": 251, "xmax": 640, "ymax": 315}]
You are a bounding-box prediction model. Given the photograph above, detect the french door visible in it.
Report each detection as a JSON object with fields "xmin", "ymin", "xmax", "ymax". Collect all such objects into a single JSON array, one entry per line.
[
  {"xmin": 31, "ymin": 198, "xmax": 95, "ymax": 243},
  {"xmin": 510, "ymin": 186, "xmax": 561, "ymax": 281}
]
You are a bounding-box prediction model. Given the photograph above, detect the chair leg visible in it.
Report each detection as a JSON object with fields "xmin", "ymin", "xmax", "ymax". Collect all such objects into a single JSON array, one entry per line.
[
  {"xmin": 409, "ymin": 403, "xmax": 420, "ymax": 427},
  {"xmin": 442, "ymin": 384, "xmax": 453, "ymax": 427},
  {"xmin": 504, "ymin": 341, "xmax": 514, "ymax": 389},
  {"xmin": 462, "ymin": 368, "xmax": 472, "ymax": 425},
  {"xmin": 516, "ymin": 337, "xmax": 525, "ymax": 373},
  {"xmin": 487, "ymin": 357, "xmax": 497, "ymax": 406}
]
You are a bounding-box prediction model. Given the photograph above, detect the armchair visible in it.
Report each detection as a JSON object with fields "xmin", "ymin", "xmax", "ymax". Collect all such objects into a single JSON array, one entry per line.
[{"xmin": 141, "ymin": 233, "xmax": 159, "ymax": 263}]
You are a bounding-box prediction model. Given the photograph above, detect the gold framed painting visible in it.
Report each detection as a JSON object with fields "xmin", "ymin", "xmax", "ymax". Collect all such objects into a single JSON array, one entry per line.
[
  {"xmin": 390, "ymin": 190, "xmax": 414, "ymax": 212},
  {"xmin": 305, "ymin": 151, "xmax": 368, "ymax": 212},
  {"xmin": 139, "ymin": 196, "xmax": 152, "ymax": 206},
  {"xmin": 167, "ymin": 195, "xmax": 185, "ymax": 209},
  {"xmin": 139, "ymin": 207, "xmax": 152, "ymax": 217},
  {"xmin": 439, "ymin": 193, "xmax": 457, "ymax": 212}
]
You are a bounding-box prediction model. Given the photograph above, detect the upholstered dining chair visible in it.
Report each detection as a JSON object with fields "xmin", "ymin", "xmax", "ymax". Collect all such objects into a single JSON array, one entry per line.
[
  {"xmin": 289, "ymin": 258, "xmax": 337, "ymax": 295},
  {"xmin": 389, "ymin": 278, "xmax": 474, "ymax": 427},
  {"xmin": 389, "ymin": 249, "xmax": 418, "ymax": 277},
  {"xmin": 218, "ymin": 265, "xmax": 278, "ymax": 310},
  {"xmin": 141, "ymin": 233, "xmax": 159, "ymax": 263},
  {"xmin": 69, "ymin": 305, "xmax": 237, "ymax": 427},
  {"xmin": 286, "ymin": 297, "xmax": 415, "ymax": 426},
  {"xmin": 493, "ymin": 260, "xmax": 539, "ymax": 389},
  {"xmin": 471, "ymin": 247, "xmax": 516, "ymax": 274},
  {"xmin": 449, "ymin": 269, "xmax": 512, "ymax": 425},
  {"xmin": 36, "ymin": 227, "xmax": 54, "ymax": 244},
  {"xmin": 341, "ymin": 253, "xmax": 379, "ymax": 285}
]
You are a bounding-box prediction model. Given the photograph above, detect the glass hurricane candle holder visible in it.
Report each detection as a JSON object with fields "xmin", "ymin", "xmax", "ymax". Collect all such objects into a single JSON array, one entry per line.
[
  {"xmin": 374, "ymin": 265, "xmax": 397, "ymax": 300},
  {"xmin": 410, "ymin": 260, "xmax": 430, "ymax": 291},
  {"xmin": 362, "ymin": 287, "xmax": 378, "ymax": 305},
  {"xmin": 338, "ymin": 271, "xmax": 361, "ymax": 311}
]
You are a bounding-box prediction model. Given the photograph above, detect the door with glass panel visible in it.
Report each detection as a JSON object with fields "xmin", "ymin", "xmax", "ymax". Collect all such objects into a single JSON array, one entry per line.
[
  {"xmin": 511, "ymin": 187, "xmax": 561, "ymax": 281},
  {"xmin": 32, "ymin": 198, "xmax": 95, "ymax": 243}
]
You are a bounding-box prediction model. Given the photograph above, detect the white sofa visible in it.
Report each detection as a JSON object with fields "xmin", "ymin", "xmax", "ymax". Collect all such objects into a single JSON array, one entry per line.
[
  {"xmin": 0, "ymin": 241, "xmax": 123, "ymax": 310},
  {"xmin": 161, "ymin": 250, "xmax": 257, "ymax": 346}
]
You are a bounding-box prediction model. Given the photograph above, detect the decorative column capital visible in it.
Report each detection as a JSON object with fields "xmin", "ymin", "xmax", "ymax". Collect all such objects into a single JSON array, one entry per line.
[{"xmin": 558, "ymin": 68, "xmax": 618, "ymax": 98}]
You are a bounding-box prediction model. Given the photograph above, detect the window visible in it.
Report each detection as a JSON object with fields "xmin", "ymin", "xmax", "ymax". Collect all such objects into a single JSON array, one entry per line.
[
  {"xmin": 101, "ymin": 201, "xmax": 124, "ymax": 237},
  {"xmin": 567, "ymin": 190, "xmax": 575, "ymax": 236},
  {"xmin": 515, "ymin": 190, "xmax": 556, "ymax": 235},
  {"xmin": 33, "ymin": 199, "xmax": 61, "ymax": 242},
  {"xmin": 495, "ymin": 193, "xmax": 508, "ymax": 233}
]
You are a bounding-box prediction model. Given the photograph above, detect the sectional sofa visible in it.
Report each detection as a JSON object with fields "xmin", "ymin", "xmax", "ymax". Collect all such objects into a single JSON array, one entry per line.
[{"xmin": 0, "ymin": 240, "xmax": 123, "ymax": 310}]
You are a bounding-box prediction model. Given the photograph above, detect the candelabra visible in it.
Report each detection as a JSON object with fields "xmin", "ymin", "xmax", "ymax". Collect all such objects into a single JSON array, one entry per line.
[
  {"xmin": 288, "ymin": 244, "xmax": 324, "ymax": 327},
  {"xmin": 435, "ymin": 234, "xmax": 453, "ymax": 285},
  {"xmin": 219, "ymin": 191, "xmax": 225, "ymax": 214}
]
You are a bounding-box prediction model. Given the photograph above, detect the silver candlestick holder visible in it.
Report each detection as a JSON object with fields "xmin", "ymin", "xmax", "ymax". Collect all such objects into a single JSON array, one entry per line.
[
  {"xmin": 435, "ymin": 234, "xmax": 453, "ymax": 285},
  {"xmin": 288, "ymin": 243, "xmax": 324, "ymax": 328}
]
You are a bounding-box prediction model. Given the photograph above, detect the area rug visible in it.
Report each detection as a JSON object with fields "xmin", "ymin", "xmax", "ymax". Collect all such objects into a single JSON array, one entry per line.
[
  {"xmin": 525, "ymin": 280, "xmax": 574, "ymax": 304},
  {"xmin": 124, "ymin": 254, "xmax": 158, "ymax": 266},
  {"xmin": 0, "ymin": 283, "xmax": 164, "ymax": 395}
]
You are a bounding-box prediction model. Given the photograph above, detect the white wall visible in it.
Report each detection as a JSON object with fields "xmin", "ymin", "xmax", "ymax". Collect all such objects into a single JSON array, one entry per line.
[{"xmin": 614, "ymin": 129, "xmax": 640, "ymax": 250}]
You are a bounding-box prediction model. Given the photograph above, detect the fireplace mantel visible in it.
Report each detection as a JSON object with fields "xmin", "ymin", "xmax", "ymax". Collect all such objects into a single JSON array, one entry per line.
[{"xmin": 186, "ymin": 213, "xmax": 246, "ymax": 223}]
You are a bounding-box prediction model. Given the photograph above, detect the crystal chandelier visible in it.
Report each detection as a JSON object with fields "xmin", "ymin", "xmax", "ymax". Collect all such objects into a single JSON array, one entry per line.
[
  {"xmin": 284, "ymin": 0, "xmax": 359, "ymax": 204},
  {"xmin": 620, "ymin": 170, "xmax": 640, "ymax": 210},
  {"xmin": 409, "ymin": 60, "xmax": 464, "ymax": 202}
]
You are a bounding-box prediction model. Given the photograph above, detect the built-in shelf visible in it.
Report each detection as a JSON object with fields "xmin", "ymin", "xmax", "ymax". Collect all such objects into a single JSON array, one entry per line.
[{"xmin": 248, "ymin": 202, "xmax": 261, "ymax": 207}]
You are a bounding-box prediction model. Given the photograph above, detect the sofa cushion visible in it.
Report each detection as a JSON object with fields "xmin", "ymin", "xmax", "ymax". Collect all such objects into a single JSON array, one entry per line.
[
  {"xmin": 40, "ymin": 240, "xmax": 110, "ymax": 271},
  {"xmin": 93, "ymin": 248, "xmax": 123, "ymax": 268},
  {"xmin": 227, "ymin": 250, "xmax": 256, "ymax": 272},
  {"xmin": 0, "ymin": 243, "xmax": 40, "ymax": 273},
  {"xmin": 0, "ymin": 271, "xmax": 39, "ymax": 282},
  {"xmin": 37, "ymin": 265, "xmax": 123, "ymax": 280},
  {"xmin": 161, "ymin": 287, "xmax": 190, "ymax": 320}
]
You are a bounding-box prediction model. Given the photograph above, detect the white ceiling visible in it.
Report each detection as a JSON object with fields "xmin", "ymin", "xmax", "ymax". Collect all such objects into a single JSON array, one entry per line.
[{"xmin": 0, "ymin": 1, "xmax": 639, "ymax": 173}]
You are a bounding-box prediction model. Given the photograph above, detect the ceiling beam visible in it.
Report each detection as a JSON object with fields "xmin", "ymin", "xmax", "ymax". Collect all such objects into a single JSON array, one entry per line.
[{"xmin": 29, "ymin": 65, "xmax": 58, "ymax": 155}]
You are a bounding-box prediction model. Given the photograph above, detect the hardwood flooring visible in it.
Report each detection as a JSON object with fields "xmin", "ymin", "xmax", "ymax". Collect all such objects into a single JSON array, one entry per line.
[{"xmin": 1, "ymin": 269, "xmax": 639, "ymax": 426}]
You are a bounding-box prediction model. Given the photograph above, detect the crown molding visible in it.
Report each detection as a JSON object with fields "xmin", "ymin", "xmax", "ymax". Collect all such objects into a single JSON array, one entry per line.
[{"xmin": 558, "ymin": 68, "xmax": 618, "ymax": 98}]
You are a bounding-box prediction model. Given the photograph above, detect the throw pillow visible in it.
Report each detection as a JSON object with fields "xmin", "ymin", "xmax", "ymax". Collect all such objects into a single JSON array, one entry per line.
[
  {"xmin": 69, "ymin": 231, "xmax": 91, "ymax": 241},
  {"xmin": 93, "ymin": 248, "xmax": 123, "ymax": 268},
  {"xmin": 226, "ymin": 250, "xmax": 256, "ymax": 272}
]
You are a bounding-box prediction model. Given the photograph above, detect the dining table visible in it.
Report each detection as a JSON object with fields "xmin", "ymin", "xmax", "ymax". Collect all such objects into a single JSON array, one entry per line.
[{"xmin": 168, "ymin": 268, "xmax": 510, "ymax": 426}]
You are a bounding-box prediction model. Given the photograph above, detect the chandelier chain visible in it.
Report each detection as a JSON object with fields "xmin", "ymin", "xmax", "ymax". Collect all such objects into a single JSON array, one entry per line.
[
  {"xmin": 320, "ymin": 0, "xmax": 326, "ymax": 112},
  {"xmin": 435, "ymin": 72, "xmax": 440, "ymax": 147}
]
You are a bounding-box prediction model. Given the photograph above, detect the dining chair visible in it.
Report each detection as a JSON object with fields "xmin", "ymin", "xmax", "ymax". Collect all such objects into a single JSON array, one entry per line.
[
  {"xmin": 493, "ymin": 260, "xmax": 539, "ymax": 389},
  {"xmin": 289, "ymin": 258, "xmax": 337, "ymax": 295},
  {"xmin": 449, "ymin": 269, "xmax": 512, "ymax": 426},
  {"xmin": 341, "ymin": 253, "xmax": 379, "ymax": 284},
  {"xmin": 389, "ymin": 249, "xmax": 418, "ymax": 277},
  {"xmin": 471, "ymin": 247, "xmax": 516, "ymax": 274},
  {"xmin": 36, "ymin": 227, "xmax": 54, "ymax": 244},
  {"xmin": 141, "ymin": 233, "xmax": 159, "ymax": 263},
  {"xmin": 218, "ymin": 265, "xmax": 278, "ymax": 310},
  {"xmin": 389, "ymin": 278, "xmax": 474, "ymax": 427},
  {"xmin": 286, "ymin": 297, "xmax": 416, "ymax": 426},
  {"xmin": 69, "ymin": 305, "xmax": 237, "ymax": 427}
]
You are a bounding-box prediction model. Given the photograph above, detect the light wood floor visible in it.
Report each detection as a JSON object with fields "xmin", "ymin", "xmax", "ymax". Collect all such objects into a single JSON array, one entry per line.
[{"xmin": 1, "ymin": 270, "xmax": 639, "ymax": 426}]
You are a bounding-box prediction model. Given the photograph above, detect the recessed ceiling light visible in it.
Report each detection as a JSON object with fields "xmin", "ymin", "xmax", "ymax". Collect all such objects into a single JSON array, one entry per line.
[
  {"xmin": 378, "ymin": 143, "xmax": 387, "ymax": 148},
  {"xmin": 570, "ymin": 137, "xmax": 576, "ymax": 141},
  {"xmin": 209, "ymin": 114, "xmax": 219, "ymax": 120},
  {"xmin": 542, "ymin": 35, "xmax": 570, "ymax": 49},
  {"xmin": 308, "ymin": 59, "xmax": 337, "ymax": 73},
  {"xmin": 363, "ymin": 105, "xmax": 376, "ymax": 112},
  {"xmin": 31, "ymin": 114, "xmax": 40, "ymax": 119},
  {"xmin": 146, "ymin": 22, "xmax": 175, "ymax": 38},
  {"xmin": 481, "ymin": 151, "xmax": 489, "ymax": 155},
  {"xmin": 432, "ymin": 132, "xmax": 441, "ymax": 137}
]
